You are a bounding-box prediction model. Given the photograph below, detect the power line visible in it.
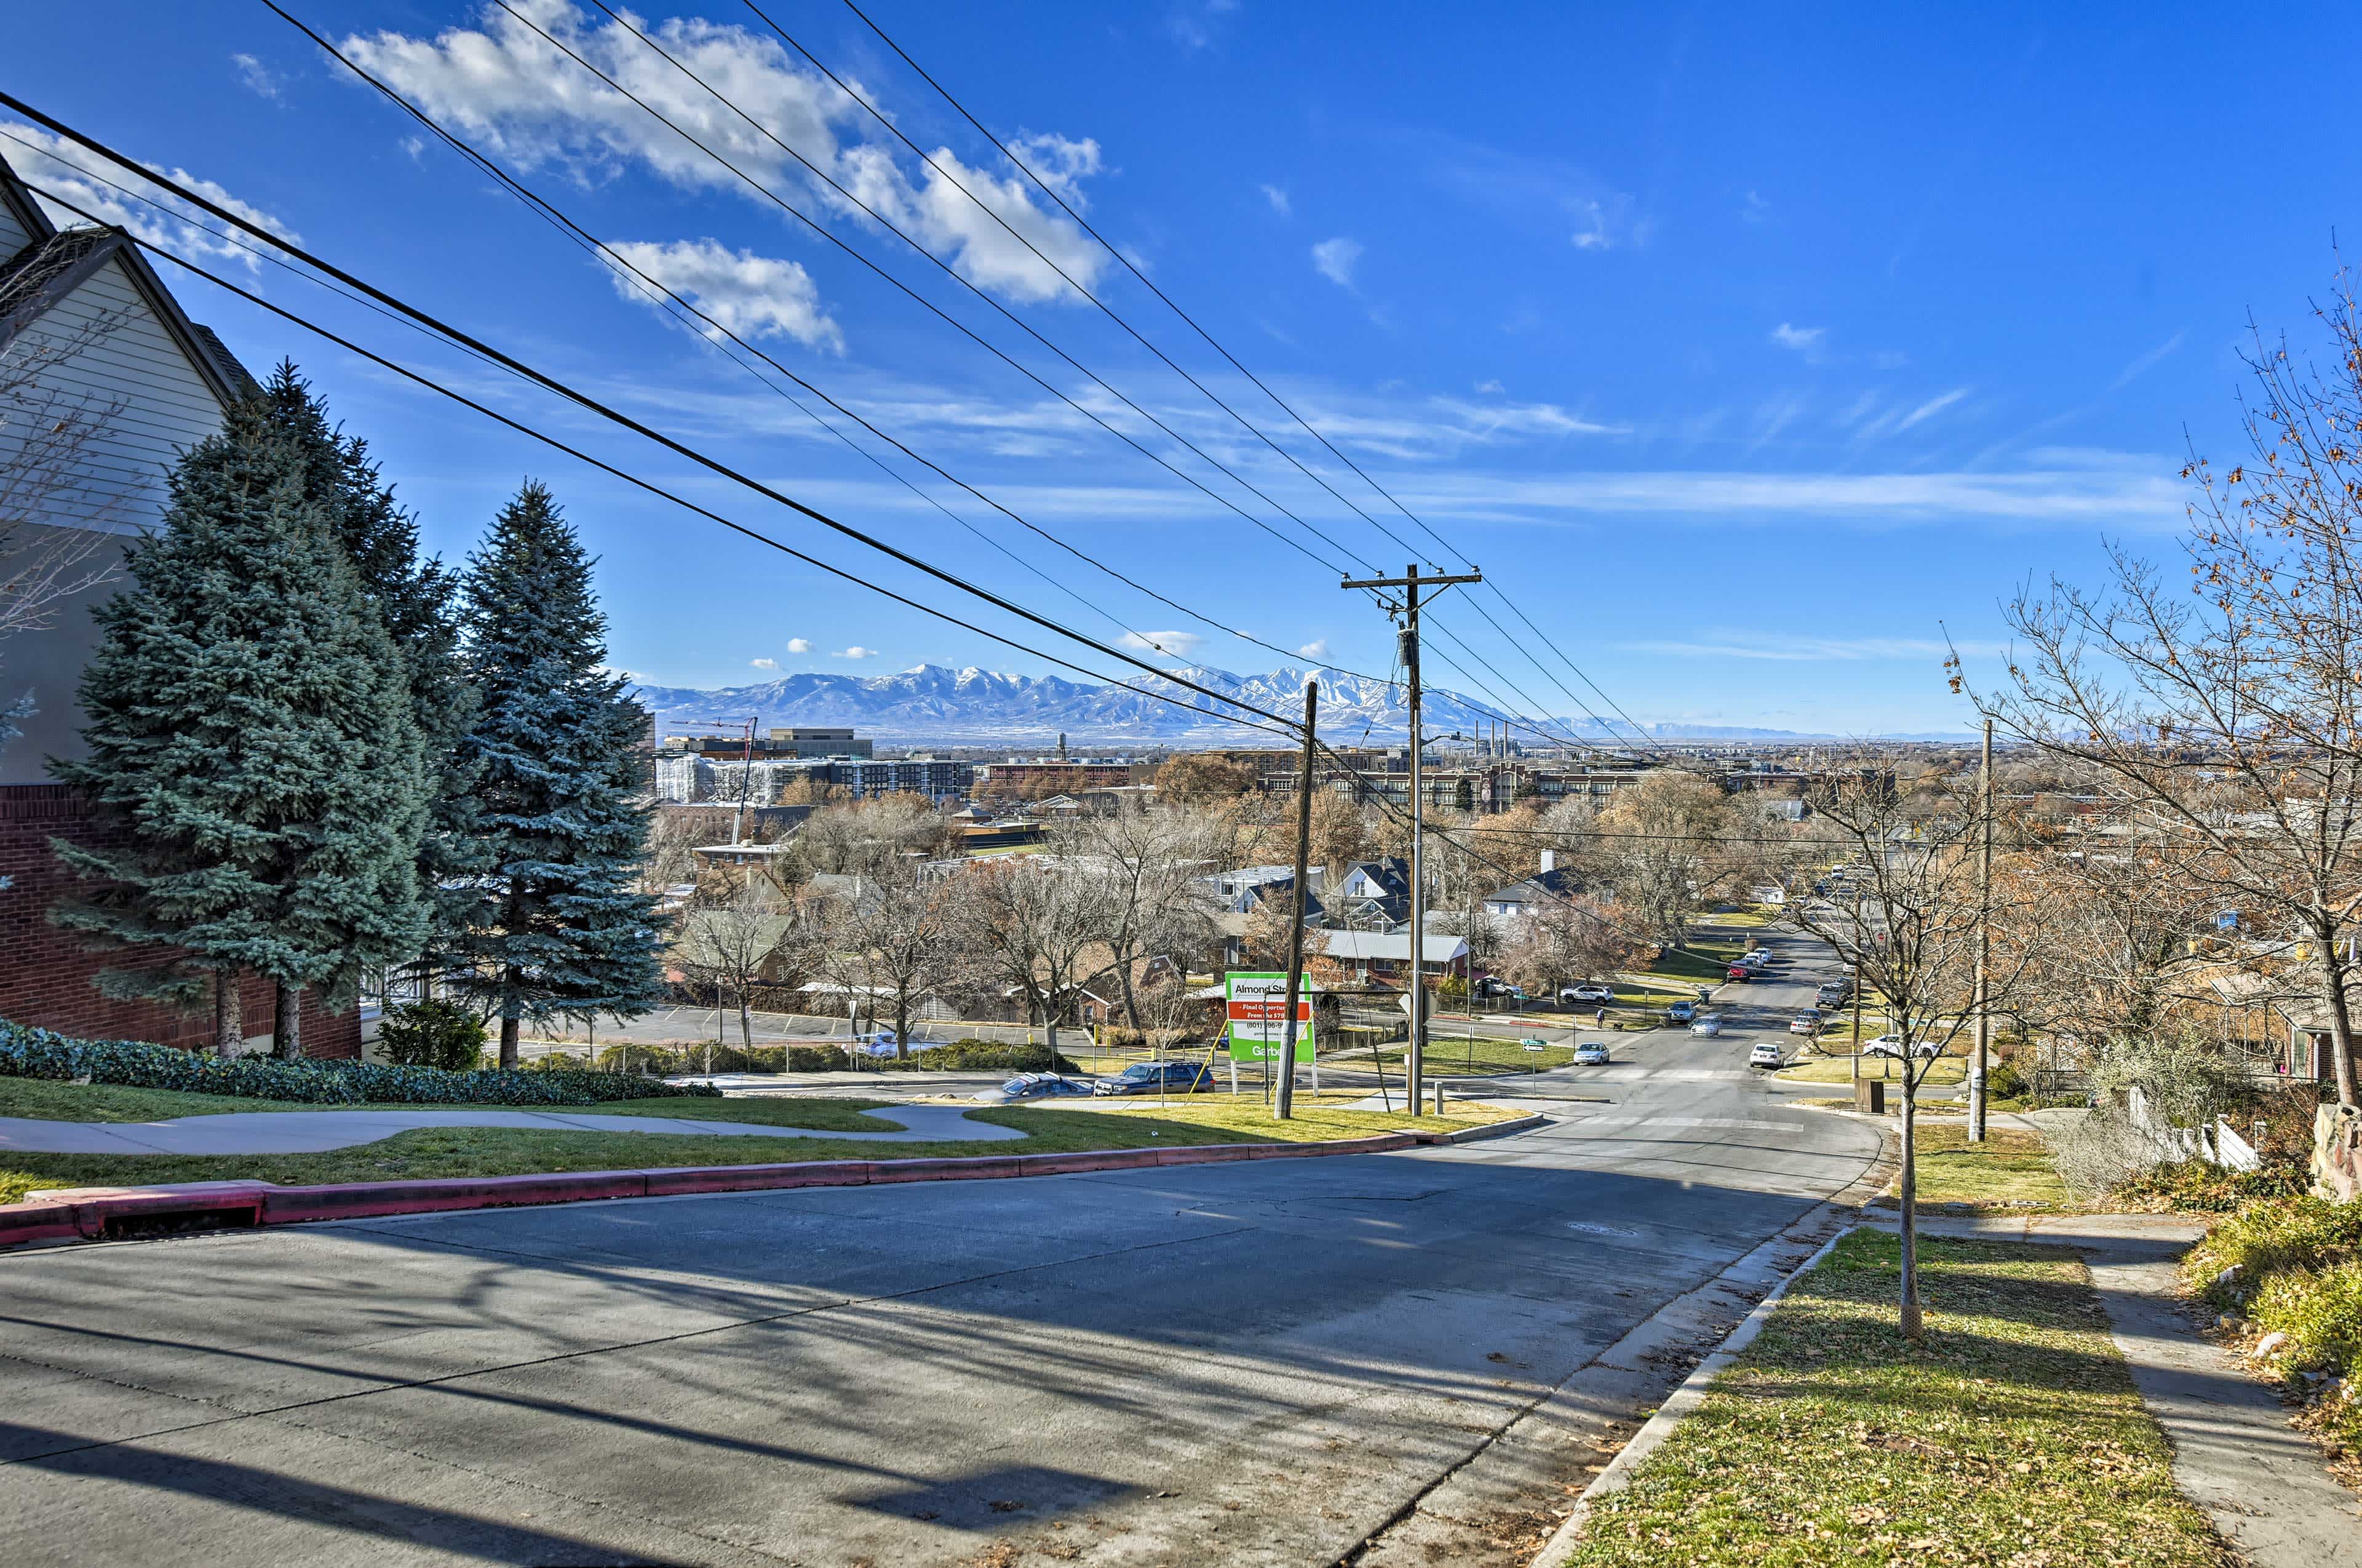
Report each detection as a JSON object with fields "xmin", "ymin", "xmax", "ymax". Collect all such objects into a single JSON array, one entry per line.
[
  {"xmin": 832, "ymin": 0, "xmax": 1673, "ymax": 757},
  {"xmin": 520, "ymin": 1, "xmax": 1625, "ymax": 760},
  {"xmin": 482, "ymin": 0, "xmax": 1371, "ymax": 583},
  {"xmin": 0, "ymin": 97, "xmax": 1300, "ymax": 737},
  {"xmin": 42, "ymin": 192, "xmax": 1305, "ymax": 749}
]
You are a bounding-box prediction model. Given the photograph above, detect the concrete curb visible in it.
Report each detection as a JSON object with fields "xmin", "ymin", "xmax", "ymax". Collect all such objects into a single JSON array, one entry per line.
[
  {"xmin": 1528, "ymin": 1224, "xmax": 1857, "ymax": 1568},
  {"xmin": 0, "ymin": 1112, "xmax": 1550, "ymax": 1252}
]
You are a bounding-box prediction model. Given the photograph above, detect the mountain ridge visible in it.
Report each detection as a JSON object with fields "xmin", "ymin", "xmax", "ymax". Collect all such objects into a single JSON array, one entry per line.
[{"xmin": 628, "ymin": 664, "xmax": 1959, "ymax": 746}]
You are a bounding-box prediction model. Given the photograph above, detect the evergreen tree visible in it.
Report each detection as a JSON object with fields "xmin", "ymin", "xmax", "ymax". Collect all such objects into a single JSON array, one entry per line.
[
  {"xmin": 253, "ymin": 364, "xmax": 480, "ymax": 968},
  {"xmin": 451, "ymin": 481, "xmax": 664, "ymax": 1067},
  {"xmin": 49, "ymin": 403, "xmax": 430, "ymax": 1054}
]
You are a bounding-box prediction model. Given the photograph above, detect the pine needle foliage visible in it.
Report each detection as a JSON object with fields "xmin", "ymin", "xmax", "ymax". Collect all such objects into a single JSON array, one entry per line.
[
  {"xmin": 252, "ymin": 363, "xmax": 480, "ymax": 965},
  {"xmin": 47, "ymin": 399, "xmax": 430, "ymax": 1019},
  {"xmin": 450, "ymin": 482, "xmax": 663, "ymax": 1065}
]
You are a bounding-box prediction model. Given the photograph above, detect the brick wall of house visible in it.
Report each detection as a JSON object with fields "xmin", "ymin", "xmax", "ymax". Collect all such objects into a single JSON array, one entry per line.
[{"xmin": 0, "ymin": 783, "xmax": 359, "ymax": 1057}]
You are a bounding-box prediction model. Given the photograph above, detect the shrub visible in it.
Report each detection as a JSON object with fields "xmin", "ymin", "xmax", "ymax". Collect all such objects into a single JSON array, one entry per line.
[
  {"xmin": 374, "ymin": 1000, "xmax": 487, "ymax": 1072},
  {"xmin": 2184, "ymin": 1195, "xmax": 2362, "ymax": 1305},
  {"xmin": 2253, "ymin": 1261, "xmax": 2362, "ymax": 1376},
  {"xmin": 1985, "ymin": 1057, "xmax": 2028, "ymax": 1102},
  {"xmin": 0, "ymin": 1019, "xmax": 718, "ymax": 1107},
  {"xmin": 2110, "ymin": 1157, "xmax": 2305, "ymax": 1214}
]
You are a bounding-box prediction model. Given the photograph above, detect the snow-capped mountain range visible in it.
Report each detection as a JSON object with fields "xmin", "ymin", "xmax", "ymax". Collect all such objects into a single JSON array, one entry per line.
[{"xmin": 626, "ymin": 664, "xmax": 1882, "ymax": 746}]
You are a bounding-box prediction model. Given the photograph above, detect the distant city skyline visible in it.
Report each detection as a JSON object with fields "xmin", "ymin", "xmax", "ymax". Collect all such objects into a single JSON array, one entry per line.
[{"xmin": 9, "ymin": 3, "xmax": 2357, "ymax": 735}]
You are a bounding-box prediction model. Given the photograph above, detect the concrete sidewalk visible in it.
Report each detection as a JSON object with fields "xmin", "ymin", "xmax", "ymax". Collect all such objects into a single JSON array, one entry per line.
[
  {"xmin": 0, "ymin": 1104, "xmax": 1027, "ymax": 1157},
  {"xmin": 1877, "ymin": 1211, "xmax": 2362, "ymax": 1567}
]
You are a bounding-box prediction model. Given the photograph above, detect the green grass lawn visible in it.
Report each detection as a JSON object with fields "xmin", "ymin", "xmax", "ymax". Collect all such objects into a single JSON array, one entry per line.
[
  {"xmin": 0, "ymin": 1089, "xmax": 1513, "ymax": 1206},
  {"xmin": 0, "ymin": 1077, "xmax": 905, "ymax": 1129},
  {"xmin": 1775, "ymin": 1053, "xmax": 1967, "ymax": 1086},
  {"xmin": 1564, "ymin": 1232, "xmax": 2233, "ymax": 1567},
  {"xmin": 1369, "ymin": 1034, "xmax": 1577, "ymax": 1075},
  {"xmin": 1903, "ymin": 1123, "xmax": 2067, "ymax": 1209}
]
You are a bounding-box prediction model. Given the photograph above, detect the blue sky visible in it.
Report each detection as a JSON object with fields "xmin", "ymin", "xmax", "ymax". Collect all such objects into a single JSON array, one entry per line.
[{"xmin": 10, "ymin": 1, "xmax": 2360, "ymax": 739}]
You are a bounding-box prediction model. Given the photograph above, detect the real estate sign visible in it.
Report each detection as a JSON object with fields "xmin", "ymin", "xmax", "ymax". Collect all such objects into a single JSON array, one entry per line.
[{"xmin": 1225, "ymin": 971, "xmax": 1314, "ymax": 1063}]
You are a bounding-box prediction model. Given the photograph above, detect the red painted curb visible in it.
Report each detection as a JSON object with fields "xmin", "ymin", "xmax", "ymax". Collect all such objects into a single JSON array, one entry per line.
[{"xmin": 0, "ymin": 1113, "xmax": 1548, "ymax": 1251}]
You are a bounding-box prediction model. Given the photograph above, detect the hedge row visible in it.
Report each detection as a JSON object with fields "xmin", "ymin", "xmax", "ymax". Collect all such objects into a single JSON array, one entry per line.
[
  {"xmin": 568, "ymin": 1039, "xmax": 1082, "ymax": 1077},
  {"xmin": 2187, "ymin": 1194, "xmax": 2362, "ymax": 1446},
  {"xmin": 0, "ymin": 1021, "xmax": 720, "ymax": 1107}
]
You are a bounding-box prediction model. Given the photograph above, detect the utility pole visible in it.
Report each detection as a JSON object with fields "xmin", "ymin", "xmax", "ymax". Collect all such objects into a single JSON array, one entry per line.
[
  {"xmin": 1341, "ymin": 563, "xmax": 1482, "ymax": 1116},
  {"xmin": 1276, "ymin": 679, "xmax": 1319, "ymax": 1121},
  {"xmin": 730, "ymin": 715, "xmax": 758, "ymax": 846},
  {"xmin": 1970, "ymin": 716, "xmax": 1994, "ymax": 1142}
]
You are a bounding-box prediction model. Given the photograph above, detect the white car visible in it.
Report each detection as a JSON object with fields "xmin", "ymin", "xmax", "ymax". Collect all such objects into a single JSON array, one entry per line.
[
  {"xmin": 1573, "ymin": 1041, "xmax": 1612, "ymax": 1065},
  {"xmin": 1748, "ymin": 1043, "xmax": 1785, "ymax": 1069},
  {"xmin": 1741, "ymin": 950, "xmax": 1772, "ymax": 969},
  {"xmin": 1562, "ymin": 982, "xmax": 1616, "ymax": 1005},
  {"xmin": 1688, "ymin": 1016, "xmax": 1724, "ymax": 1037},
  {"xmin": 1862, "ymin": 1033, "xmax": 1941, "ymax": 1059}
]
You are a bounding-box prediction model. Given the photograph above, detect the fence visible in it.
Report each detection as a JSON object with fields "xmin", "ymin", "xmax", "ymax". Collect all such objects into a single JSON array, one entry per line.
[{"xmin": 2125, "ymin": 1084, "xmax": 2262, "ymax": 1172}]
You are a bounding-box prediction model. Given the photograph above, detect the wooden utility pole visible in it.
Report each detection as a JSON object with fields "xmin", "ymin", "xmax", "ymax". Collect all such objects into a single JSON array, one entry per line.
[
  {"xmin": 1340, "ymin": 563, "xmax": 1481, "ymax": 1116},
  {"xmin": 1276, "ymin": 679, "xmax": 1319, "ymax": 1121},
  {"xmin": 730, "ymin": 714, "xmax": 758, "ymax": 846},
  {"xmin": 1970, "ymin": 716, "xmax": 1994, "ymax": 1142}
]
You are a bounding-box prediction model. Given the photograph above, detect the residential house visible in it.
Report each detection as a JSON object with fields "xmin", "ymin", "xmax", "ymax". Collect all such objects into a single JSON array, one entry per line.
[
  {"xmin": 1481, "ymin": 851, "xmax": 1583, "ymax": 927},
  {"xmin": 1326, "ymin": 858, "xmax": 1410, "ymax": 929},
  {"xmin": 0, "ymin": 153, "xmax": 362, "ymax": 1054}
]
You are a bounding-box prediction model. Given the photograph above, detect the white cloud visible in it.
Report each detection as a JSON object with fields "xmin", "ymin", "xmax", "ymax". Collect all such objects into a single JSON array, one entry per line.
[
  {"xmin": 2110, "ymin": 331, "xmax": 2185, "ymax": 391},
  {"xmin": 1570, "ymin": 199, "xmax": 1616, "ymax": 250},
  {"xmin": 605, "ymin": 237, "xmax": 843, "ymax": 351},
  {"xmin": 834, "ymin": 645, "xmax": 877, "ymax": 659},
  {"xmin": 231, "ymin": 53, "xmax": 281, "ymax": 101},
  {"xmin": 1741, "ymin": 190, "xmax": 1769, "ymax": 222},
  {"xmin": 1297, "ymin": 639, "xmax": 1330, "ymax": 661},
  {"xmin": 342, "ymin": 3, "xmax": 1106, "ymax": 304},
  {"xmin": 749, "ymin": 657, "xmax": 778, "ymax": 670},
  {"xmin": 1895, "ymin": 386, "xmax": 1971, "ymax": 432},
  {"xmin": 1260, "ymin": 182, "xmax": 1290, "ymax": 217},
  {"xmin": 785, "ymin": 637, "xmax": 812, "ymax": 654},
  {"xmin": 1311, "ymin": 236, "xmax": 1362, "ymax": 289},
  {"xmin": 1473, "ymin": 378, "xmax": 1505, "ymax": 394},
  {"xmin": 1624, "ymin": 631, "xmax": 2013, "ymax": 663},
  {"xmin": 1770, "ymin": 323, "xmax": 1824, "ymax": 351},
  {"xmin": 1118, "ymin": 629, "xmax": 1206, "ymax": 656},
  {"xmin": 0, "ymin": 119, "xmax": 299, "ymax": 269}
]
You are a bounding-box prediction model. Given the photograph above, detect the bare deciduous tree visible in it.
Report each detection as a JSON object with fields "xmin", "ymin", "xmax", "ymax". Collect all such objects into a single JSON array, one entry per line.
[
  {"xmin": 957, "ymin": 854, "xmax": 1110, "ymax": 1059},
  {"xmin": 1971, "ymin": 268, "xmax": 2362, "ymax": 1107},
  {"xmin": 1780, "ymin": 763, "xmax": 2038, "ymax": 1339},
  {"xmin": 805, "ymin": 858, "xmax": 963, "ymax": 1063}
]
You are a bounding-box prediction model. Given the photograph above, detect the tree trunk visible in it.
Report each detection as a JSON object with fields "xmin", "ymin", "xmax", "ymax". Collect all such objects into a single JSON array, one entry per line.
[
  {"xmin": 895, "ymin": 994, "xmax": 911, "ymax": 1062},
  {"xmin": 738, "ymin": 990, "xmax": 753, "ymax": 1049},
  {"xmin": 2312, "ymin": 920, "xmax": 2360, "ymax": 1107},
  {"xmin": 272, "ymin": 983, "xmax": 302, "ymax": 1059},
  {"xmin": 1042, "ymin": 987, "xmax": 1060, "ymax": 1064},
  {"xmin": 214, "ymin": 970, "xmax": 243, "ymax": 1057},
  {"xmin": 1116, "ymin": 946, "xmax": 1143, "ymax": 1032},
  {"xmin": 1899, "ymin": 1061, "xmax": 1923, "ymax": 1340},
  {"xmin": 499, "ymin": 997, "xmax": 520, "ymax": 1071}
]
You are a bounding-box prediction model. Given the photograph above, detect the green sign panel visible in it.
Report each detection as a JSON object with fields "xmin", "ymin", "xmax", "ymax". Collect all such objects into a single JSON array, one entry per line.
[{"xmin": 1225, "ymin": 971, "xmax": 1315, "ymax": 1062}]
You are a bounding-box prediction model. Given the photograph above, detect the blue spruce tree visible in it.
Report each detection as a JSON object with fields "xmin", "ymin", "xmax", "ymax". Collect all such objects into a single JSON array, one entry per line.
[
  {"xmin": 452, "ymin": 482, "xmax": 663, "ymax": 1067},
  {"xmin": 254, "ymin": 364, "xmax": 479, "ymax": 972},
  {"xmin": 49, "ymin": 401, "xmax": 429, "ymax": 1054}
]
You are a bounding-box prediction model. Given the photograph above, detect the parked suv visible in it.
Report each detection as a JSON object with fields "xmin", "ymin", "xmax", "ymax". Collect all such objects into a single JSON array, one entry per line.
[
  {"xmin": 1816, "ymin": 981, "xmax": 1851, "ymax": 1008},
  {"xmin": 1561, "ymin": 982, "xmax": 1615, "ymax": 1005},
  {"xmin": 1666, "ymin": 1000, "xmax": 1697, "ymax": 1024}
]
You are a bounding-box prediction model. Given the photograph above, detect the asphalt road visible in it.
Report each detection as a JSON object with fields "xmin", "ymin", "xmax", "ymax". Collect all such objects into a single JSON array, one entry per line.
[{"xmin": 0, "ymin": 929, "xmax": 1880, "ymax": 1568}]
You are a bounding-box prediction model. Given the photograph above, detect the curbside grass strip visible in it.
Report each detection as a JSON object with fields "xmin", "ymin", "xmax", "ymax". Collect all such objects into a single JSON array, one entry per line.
[
  {"xmin": 1529, "ymin": 1225, "xmax": 1858, "ymax": 1568},
  {"xmin": 0, "ymin": 1113, "xmax": 1551, "ymax": 1252}
]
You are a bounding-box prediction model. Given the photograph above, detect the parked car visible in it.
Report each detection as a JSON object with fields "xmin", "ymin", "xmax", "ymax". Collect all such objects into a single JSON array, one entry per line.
[
  {"xmin": 1666, "ymin": 1000, "xmax": 1698, "ymax": 1024},
  {"xmin": 1096, "ymin": 1061, "xmax": 1217, "ymax": 1095},
  {"xmin": 1749, "ymin": 1043, "xmax": 1785, "ymax": 1069},
  {"xmin": 1573, "ymin": 1041, "xmax": 1612, "ymax": 1065},
  {"xmin": 973, "ymin": 1073, "xmax": 1099, "ymax": 1104},
  {"xmin": 1726, "ymin": 964, "xmax": 1752, "ymax": 981},
  {"xmin": 1561, "ymin": 982, "xmax": 1615, "ymax": 1005},
  {"xmin": 1788, "ymin": 1013, "xmax": 1822, "ymax": 1035},
  {"xmin": 1741, "ymin": 950, "xmax": 1772, "ymax": 968},
  {"xmin": 1861, "ymin": 1033, "xmax": 1941, "ymax": 1060},
  {"xmin": 1689, "ymin": 1016, "xmax": 1725, "ymax": 1037},
  {"xmin": 1816, "ymin": 982, "xmax": 1851, "ymax": 1008}
]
